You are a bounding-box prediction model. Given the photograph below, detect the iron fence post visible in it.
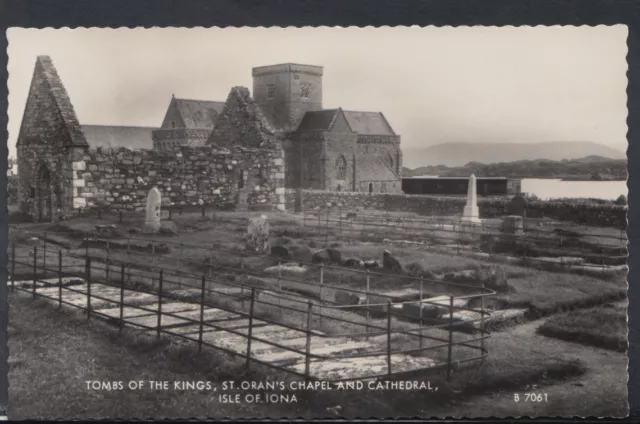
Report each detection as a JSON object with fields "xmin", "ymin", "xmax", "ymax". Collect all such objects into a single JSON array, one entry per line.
[
  {"xmin": 32, "ymin": 246, "xmax": 37, "ymax": 298},
  {"xmin": 277, "ymin": 260, "xmax": 283, "ymax": 318},
  {"xmin": 157, "ymin": 270, "xmax": 164, "ymax": 338},
  {"xmin": 419, "ymin": 276, "xmax": 424, "ymax": 349},
  {"xmin": 10, "ymin": 243, "xmax": 15, "ymax": 293},
  {"xmin": 246, "ymin": 287, "xmax": 256, "ymax": 369},
  {"xmin": 43, "ymin": 231, "xmax": 47, "ymax": 276},
  {"xmin": 446, "ymin": 295, "xmax": 454, "ymax": 381},
  {"xmin": 198, "ymin": 275, "xmax": 206, "ymax": 352},
  {"xmin": 106, "ymin": 241, "xmax": 110, "ymax": 283},
  {"xmin": 119, "ymin": 263, "xmax": 125, "ymax": 333},
  {"xmin": 304, "ymin": 301, "xmax": 313, "ymax": 380},
  {"xmin": 319, "ymin": 264, "xmax": 324, "ymax": 327},
  {"xmin": 58, "ymin": 250, "xmax": 63, "ymax": 309},
  {"xmin": 480, "ymin": 284, "xmax": 486, "ymax": 356},
  {"xmin": 387, "ymin": 300, "xmax": 392, "ymax": 378},
  {"xmin": 365, "ymin": 269, "xmax": 370, "ymax": 340},
  {"xmin": 86, "ymin": 258, "xmax": 92, "ymax": 320}
]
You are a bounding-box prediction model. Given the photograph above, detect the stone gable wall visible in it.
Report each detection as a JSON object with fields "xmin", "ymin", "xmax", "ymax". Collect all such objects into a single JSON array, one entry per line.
[
  {"xmin": 73, "ymin": 145, "xmax": 285, "ymax": 212},
  {"xmin": 284, "ymin": 189, "xmax": 627, "ymax": 228},
  {"xmin": 16, "ymin": 57, "xmax": 88, "ymax": 221},
  {"xmin": 323, "ymin": 132, "xmax": 357, "ymax": 191},
  {"xmin": 356, "ymin": 134, "xmax": 402, "ymax": 175}
]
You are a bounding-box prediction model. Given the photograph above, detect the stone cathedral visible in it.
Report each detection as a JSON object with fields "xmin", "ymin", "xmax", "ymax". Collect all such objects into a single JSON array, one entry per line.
[
  {"xmin": 16, "ymin": 56, "xmax": 402, "ymax": 223},
  {"xmin": 153, "ymin": 63, "xmax": 403, "ymax": 194}
]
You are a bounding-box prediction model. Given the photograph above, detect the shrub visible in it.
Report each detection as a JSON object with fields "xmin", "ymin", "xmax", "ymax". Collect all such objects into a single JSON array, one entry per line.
[
  {"xmin": 404, "ymin": 261, "xmax": 437, "ymax": 279},
  {"xmin": 615, "ymin": 194, "xmax": 627, "ymax": 206}
]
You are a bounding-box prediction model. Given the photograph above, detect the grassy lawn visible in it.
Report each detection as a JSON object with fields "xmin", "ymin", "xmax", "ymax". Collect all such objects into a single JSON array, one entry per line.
[
  {"xmin": 10, "ymin": 290, "xmax": 627, "ymax": 419},
  {"xmin": 480, "ymin": 271, "xmax": 627, "ymax": 317},
  {"xmin": 11, "ymin": 209, "xmax": 628, "ymax": 320},
  {"xmin": 536, "ymin": 303, "xmax": 628, "ymax": 352}
]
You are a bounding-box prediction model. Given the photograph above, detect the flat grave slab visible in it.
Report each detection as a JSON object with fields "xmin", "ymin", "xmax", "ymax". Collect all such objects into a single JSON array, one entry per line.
[
  {"xmin": 127, "ymin": 314, "xmax": 192, "ymax": 329},
  {"xmin": 93, "ymin": 306, "xmax": 156, "ymax": 319},
  {"xmin": 289, "ymin": 353, "xmax": 436, "ymax": 380}
]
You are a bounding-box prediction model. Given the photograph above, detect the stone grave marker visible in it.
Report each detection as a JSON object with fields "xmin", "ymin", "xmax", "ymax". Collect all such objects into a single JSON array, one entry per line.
[
  {"xmin": 507, "ymin": 194, "xmax": 528, "ymax": 217},
  {"xmin": 144, "ymin": 187, "xmax": 162, "ymax": 234},
  {"xmin": 247, "ymin": 214, "xmax": 270, "ymax": 253}
]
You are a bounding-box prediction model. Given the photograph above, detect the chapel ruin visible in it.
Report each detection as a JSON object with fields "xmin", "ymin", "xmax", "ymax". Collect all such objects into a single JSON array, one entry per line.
[{"xmin": 16, "ymin": 56, "xmax": 403, "ymax": 222}]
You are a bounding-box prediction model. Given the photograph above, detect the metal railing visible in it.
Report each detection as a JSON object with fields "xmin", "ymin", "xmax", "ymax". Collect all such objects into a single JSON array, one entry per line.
[{"xmin": 10, "ymin": 241, "xmax": 493, "ymax": 383}]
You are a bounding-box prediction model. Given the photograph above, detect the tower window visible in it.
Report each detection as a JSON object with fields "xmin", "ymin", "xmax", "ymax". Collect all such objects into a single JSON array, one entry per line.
[
  {"xmin": 335, "ymin": 155, "xmax": 347, "ymax": 180},
  {"xmin": 293, "ymin": 74, "xmax": 300, "ymax": 80},
  {"xmin": 171, "ymin": 121, "xmax": 176, "ymax": 128},
  {"xmin": 267, "ymin": 84, "xmax": 276, "ymax": 99},
  {"xmin": 301, "ymin": 83, "xmax": 311, "ymax": 98}
]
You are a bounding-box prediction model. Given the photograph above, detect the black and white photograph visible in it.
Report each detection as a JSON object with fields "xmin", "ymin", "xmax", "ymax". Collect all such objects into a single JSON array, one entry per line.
[{"xmin": 5, "ymin": 26, "xmax": 629, "ymax": 418}]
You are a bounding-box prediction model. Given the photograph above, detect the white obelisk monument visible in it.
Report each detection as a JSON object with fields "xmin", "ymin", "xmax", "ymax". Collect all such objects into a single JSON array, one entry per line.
[{"xmin": 461, "ymin": 174, "xmax": 481, "ymax": 223}]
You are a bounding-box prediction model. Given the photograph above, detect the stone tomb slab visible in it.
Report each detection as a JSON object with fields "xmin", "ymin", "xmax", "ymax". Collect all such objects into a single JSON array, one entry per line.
[
  {"xmin": 289, "ymin": 354, "xmax": 436, "ymax": 380},
  {"xmin": 256, "ymin": 340, "xmax": 377, "ymax": 365},
  {"xmin": 93, "ymin": 306, "xmax": 156, "ymax": 319},
  {"xmin": 126, "ymin": 314, "xmax": 192, "ymax": 329},
  {"xmin": 171, "ymin": 307, "xmax": 240, "ymax": 323}
]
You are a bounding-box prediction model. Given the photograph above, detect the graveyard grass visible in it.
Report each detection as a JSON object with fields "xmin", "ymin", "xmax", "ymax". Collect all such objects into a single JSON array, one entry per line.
[
  {"xmin": 536, "ymin": 303, "xmax": 628, "ymax": 352},
  {"xmin": 8, "ymin": 290, "xmax": 627, "ymax": 418},
  {"xmin": 8, "ymin": 208, "xmax": 629, "ymax": 418}
]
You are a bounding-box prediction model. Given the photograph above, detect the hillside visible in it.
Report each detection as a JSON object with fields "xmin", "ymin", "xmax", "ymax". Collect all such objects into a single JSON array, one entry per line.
[
  {"xmin": 402, "ymin": 156, "xmax": 627, "ymax": 180},
  {"xmin": 402, "ymin": 141, "xmax": 626, "ymax": 168}
]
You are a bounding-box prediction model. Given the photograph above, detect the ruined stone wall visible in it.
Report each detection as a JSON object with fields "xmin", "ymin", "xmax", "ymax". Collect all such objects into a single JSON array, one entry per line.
[
  {"xmin": 152, "ymin": 128, "xmax": 212, "ymax": 150},
  {"xmin": 284, "ymin": 189, "xmax": 627, "ymax": 228},
  {"xmin": 74, "ymin": 145, "xmax": 286, "ymax": 212}
]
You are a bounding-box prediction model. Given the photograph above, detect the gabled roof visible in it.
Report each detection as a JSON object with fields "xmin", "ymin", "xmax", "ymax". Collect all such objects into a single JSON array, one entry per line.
[
  {"xmin": 172, "ymin": 98, "xmax": 225, "ymax": 129},
  {"xmin": 296, "ymin": 109, "xmax": 342, "ymax": 131},
  {"xmin": 81, "ymin": 125, "xmax": 155, "ymax": 150},
  {"xmin": 343, "ymin": 110, "xmax": 396, "ymax": 136},
  {"xmin": 207, "ymin": 86, "xmax": 279, "ymax": 149},
  {"xmin": 17, "ymin": 56, "xmax": 88, "ymax": 147},
  {"xmin": 358, "ymin": 156, "xmax": 400, "ymax": 181}
]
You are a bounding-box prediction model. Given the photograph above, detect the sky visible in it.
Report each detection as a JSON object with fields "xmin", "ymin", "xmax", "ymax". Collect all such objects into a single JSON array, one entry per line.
[{"xmin": 6, "ymin": 26, "xmax": 629, "ymax": 158}]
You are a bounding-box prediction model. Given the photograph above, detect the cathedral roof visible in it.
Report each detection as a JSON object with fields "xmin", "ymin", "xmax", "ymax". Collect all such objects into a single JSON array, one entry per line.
[
  {"xmin": 172, "ymin": 98, "xmax": 225, "ymax": 129},
  {"xmin": 296, "ymin": 109, "xmax": 397, "ymax": 136},
  {"xmin": 342, "ymin": 111, "xmax": 396, "ymax": 136},
  {"xmin": 296, "ymin": 109, "xmax": 342, "ymax": 131},
  {"xmin": 81, "ymin": 125, "xmax": 155, "ymax": 150}
]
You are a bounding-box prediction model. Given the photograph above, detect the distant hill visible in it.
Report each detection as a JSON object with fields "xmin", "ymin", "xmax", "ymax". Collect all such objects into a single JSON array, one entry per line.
[
  {"xmin": 402, "ymin": 155, "xmax": 627, "ymax": 180},
  {"xmin": 402, "ymin": 141, "xmax": 626, "ymax": 168}
]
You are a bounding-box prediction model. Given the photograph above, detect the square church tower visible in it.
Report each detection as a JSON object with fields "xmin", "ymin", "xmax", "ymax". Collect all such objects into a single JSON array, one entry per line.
[{"xmin": 252, "ymin": 63, "xmax": 323, "ymax": 132}]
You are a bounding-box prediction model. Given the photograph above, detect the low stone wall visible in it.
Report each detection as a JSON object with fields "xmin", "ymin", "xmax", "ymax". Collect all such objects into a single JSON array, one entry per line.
[
  {"xmin": 285, "ymin": 189, "xmax": 627, "ymax": 228},
  {"xmin": 73, "ymin": 145, "xmax": 285, "ymax": 212}
]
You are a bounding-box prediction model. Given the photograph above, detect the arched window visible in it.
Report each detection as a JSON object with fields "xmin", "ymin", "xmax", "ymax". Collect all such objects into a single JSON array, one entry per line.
[
  {"xmin": 368, "ymin": 183, "xmax": 373, "ymax": 194},
  {"xmin": 382, "ymin": 153, "xmax": 394, "ymax": 169},
  {"xmin": 335, "ymin": 155, "xmax": 347, "ymax": 180}
]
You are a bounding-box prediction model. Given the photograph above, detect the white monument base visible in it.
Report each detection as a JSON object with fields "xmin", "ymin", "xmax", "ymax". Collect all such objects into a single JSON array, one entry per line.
[{"xmin": 461, "ymin": 205, "xmax": 481, "ymax": 223}]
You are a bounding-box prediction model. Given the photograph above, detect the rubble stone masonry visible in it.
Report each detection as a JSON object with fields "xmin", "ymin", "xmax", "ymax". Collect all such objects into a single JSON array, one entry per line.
[{"xmin": 74, "ymin": 145, "xmax": 285, "ymax": 212}]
